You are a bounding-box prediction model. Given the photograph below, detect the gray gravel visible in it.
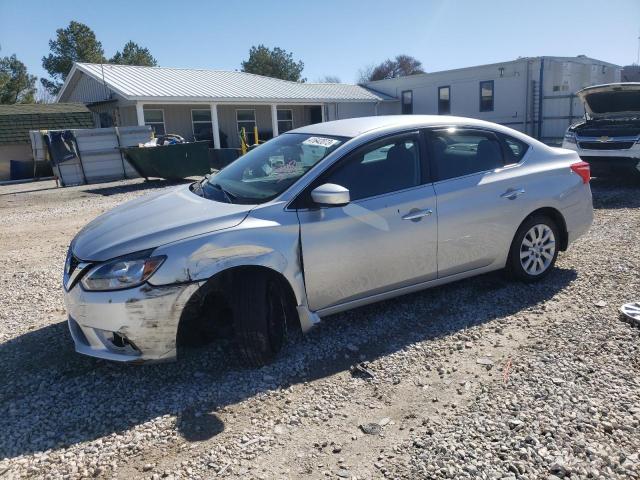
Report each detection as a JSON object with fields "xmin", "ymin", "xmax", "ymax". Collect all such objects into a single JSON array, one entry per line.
[{"xmin": 0, "ymin": 177, "xmax": 639, "ymax": 479}]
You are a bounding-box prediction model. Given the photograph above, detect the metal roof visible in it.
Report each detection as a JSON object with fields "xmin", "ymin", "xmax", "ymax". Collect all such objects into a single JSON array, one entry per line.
[{"xmin": 59, "ymin": 63, "xmax": 396, "ymax": 104}]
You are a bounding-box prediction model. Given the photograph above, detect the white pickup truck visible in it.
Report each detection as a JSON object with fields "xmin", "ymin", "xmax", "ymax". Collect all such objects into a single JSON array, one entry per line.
[{"xmin": 562, "ymin": 83, "xmax": 640, "ymax": 180}]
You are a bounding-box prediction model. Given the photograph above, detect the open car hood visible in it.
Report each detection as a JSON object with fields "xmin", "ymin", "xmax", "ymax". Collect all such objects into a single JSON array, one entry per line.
[{"xmin": 577, "ymin": 83, "xmax": 640, "ymax": 119}]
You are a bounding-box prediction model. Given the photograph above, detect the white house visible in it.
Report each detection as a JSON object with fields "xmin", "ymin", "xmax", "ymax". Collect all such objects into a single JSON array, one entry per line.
[{"xmin": 56, "ymin": 63, "xmax": 397, "ymax": 149}]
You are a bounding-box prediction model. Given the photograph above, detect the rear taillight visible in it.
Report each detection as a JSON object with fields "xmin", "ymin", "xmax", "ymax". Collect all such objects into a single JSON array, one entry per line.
[{"xmin": 570, "ymin": 161, "xmax": 591, "ymax": 184}]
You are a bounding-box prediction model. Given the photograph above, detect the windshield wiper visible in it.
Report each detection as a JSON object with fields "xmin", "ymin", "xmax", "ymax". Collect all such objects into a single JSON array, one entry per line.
[
  {"xmin": 191, "ymin": 180, "xmax": 204, "ymax": 197},
  {"xmin": 208, "ymin": 182, "xmax": 236, "ymax": 204}
]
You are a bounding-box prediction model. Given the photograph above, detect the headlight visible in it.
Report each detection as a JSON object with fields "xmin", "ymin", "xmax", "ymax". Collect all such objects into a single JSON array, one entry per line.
[
  {"xmin": 81, "ymin": 251, "xmax": 165, "ymax": 291},
  {"xmin": 563, "ymin": 132, "xmax": 577, "ymax": 144}
]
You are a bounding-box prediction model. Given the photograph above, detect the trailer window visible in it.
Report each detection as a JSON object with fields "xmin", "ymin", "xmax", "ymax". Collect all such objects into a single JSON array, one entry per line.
[
  {"xmin": 438, "ymin": 86, "xmax": 450, "ymax": 114},
  {"xmin": 479, "ymin": 81, "xmax": 494, "ymax": 112},
  {"xmin": 401, "ymin": 90, "xmax": 413, "ymax": 114}
]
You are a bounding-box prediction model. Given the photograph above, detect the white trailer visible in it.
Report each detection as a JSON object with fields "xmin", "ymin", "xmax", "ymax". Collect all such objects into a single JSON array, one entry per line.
[{"xmin": 364, "ymin": 56, "xmax": 621, "ymax": 145}]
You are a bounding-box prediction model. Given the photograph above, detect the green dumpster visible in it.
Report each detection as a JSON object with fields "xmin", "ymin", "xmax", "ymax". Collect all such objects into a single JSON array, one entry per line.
[{"xmin": 121, "ymin": 141, "xmax": 211, "ymax": 180}]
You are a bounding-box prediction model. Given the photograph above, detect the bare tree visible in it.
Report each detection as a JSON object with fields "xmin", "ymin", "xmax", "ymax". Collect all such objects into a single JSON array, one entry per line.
[
  {"xmin": 357, "ymin": 64, "xmax": 374, "ymax": 83},
  {"xmin": 316, "ymin": 75, "xmax": 341, "ymax": 83},
  {"xmin": 35, "ymin": 86, "xmax": 56, "ymax": 104},
  {"xmin": 359, "ymin": 55, "xmax": 425, "ymax": 82}
]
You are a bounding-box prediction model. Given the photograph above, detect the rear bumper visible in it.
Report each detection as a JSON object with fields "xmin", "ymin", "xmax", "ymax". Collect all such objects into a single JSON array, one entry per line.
[
  {"xmin": 576, "ymin": 147, "xmax": 640, "ymax": 176},
  {"xmin": 562, "ymin": 141, "xmax": 640, "ymax": 175},
  {"xmin": 64, "ymin": 282, "xmax": 201, "ymax": 363},
  {"xmin": 562, "ymin": 186, "xmax": 594, "ymax": 247},
  {"xmin": 580, "ymin": 155, "xmax": 640, "ymax": 173}
]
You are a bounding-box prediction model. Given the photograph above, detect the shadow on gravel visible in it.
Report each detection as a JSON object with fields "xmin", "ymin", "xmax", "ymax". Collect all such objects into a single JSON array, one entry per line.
[
  {"xmin": 0, "ymin": 185, "xmax": 60, "ymax": 197},
  {"xmin": 591, "ymin": 178, "xmax": 640, "ymax": 210},
  {"xmin": 0, "ymin": 267, "xmax": 576, "ymax": 460},
  {"xmin": 84, "ymin": 179, "xmax": 192, "ymax": 197}
]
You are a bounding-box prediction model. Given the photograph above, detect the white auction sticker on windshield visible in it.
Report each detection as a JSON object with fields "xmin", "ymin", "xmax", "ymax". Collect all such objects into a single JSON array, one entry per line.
[{"xmin": 302, "ymin": 137, "xmax": 340, "ymax": 148}]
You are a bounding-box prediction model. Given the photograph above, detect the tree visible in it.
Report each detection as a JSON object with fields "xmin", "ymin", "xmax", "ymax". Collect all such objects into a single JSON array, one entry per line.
[
  {"xmin": 241, "ymin": 45, "xmax": 305, "ymax": 82},
  {"xmin": 316, "ymin": 75, "xmax": 341, "ymax": 83},
  {"xmin": 0, "ymin": 54, "xmax": 37, "ymax": 104},
  {"xmin": 36, "ymin": 87, "xmax": 56, "ymax": 104},
  {"xmin": 41, "ymin": 21, "xmax": 105, "ymax": 95},
  {"xmin": 359, "ymin": 54, "xmax": 425, "ymax": 82},
  {"xmin": 110, "ymin": 41, "xmax": 157, "ymax": 66}
]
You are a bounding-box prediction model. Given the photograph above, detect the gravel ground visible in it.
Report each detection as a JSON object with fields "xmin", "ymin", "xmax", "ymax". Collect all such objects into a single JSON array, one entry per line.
[{"xmin": 0, "ymin": 177, "xmax": 638, "ymax": 480}]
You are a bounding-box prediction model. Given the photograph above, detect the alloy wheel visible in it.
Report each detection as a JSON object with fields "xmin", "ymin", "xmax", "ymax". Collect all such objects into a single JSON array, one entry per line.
[{"xmin": 519, "ymin": 224, "xmax": 556, "ymax": 276}]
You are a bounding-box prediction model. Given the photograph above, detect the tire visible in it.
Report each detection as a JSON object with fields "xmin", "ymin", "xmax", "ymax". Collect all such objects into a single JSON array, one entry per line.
[
  {"xmin": 229, "ymin": 271, "xmax": 287, "ymax": 367},
  {"xmin": 507, "ymin": 215, "xmax": 560, "ymax": 282}
]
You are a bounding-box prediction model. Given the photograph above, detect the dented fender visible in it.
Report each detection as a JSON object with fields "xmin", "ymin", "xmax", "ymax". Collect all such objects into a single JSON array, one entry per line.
[{"xmin": 148, "ymin": 203, "xmax": 319, "ymax": 331}]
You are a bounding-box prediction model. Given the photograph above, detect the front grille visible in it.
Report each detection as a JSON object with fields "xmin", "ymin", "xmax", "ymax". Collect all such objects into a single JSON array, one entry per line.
[{"xmin": 578, "ymin": 141, "xmax": 635, "ymax": 150}]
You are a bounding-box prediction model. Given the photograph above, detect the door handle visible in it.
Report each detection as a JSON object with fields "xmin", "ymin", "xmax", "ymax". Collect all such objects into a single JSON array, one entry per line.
[
  {"xmin": 402, "ymin": 208, "xmax": 433, "ymax": 221},
  {"xmin": 501, "ymin": 187, "xmax": 525, "ymax": 200}
]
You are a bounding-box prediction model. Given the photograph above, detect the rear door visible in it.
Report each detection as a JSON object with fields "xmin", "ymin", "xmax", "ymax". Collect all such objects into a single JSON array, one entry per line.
[
  {"xmin": 428, "ymin": 127, "xmax": 530, "ymax": 277},
  {"xmin": 296, "ymin": 131, "xmax": 438, "ymax": 311}
]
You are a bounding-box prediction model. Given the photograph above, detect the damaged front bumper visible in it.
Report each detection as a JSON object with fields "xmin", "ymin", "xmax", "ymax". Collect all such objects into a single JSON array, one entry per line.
[{"xmin": 64, "ymin": 281, "xmax": 202, "ymax": 363}]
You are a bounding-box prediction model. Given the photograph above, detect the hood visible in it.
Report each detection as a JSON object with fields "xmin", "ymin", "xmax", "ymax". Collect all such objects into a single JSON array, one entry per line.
[
  {"xmin": 72, "ymin": 184, "xmax": 254, "ymax": 261},
  {"xmin": 578, "ymin": 83, "xmax": 640, "ymax": 119}
]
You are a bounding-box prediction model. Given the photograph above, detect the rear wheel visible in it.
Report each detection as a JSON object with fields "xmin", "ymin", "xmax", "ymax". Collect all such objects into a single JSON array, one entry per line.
[
  {"xmin": 229, "ymin": 270, "xmax": 288, "ymax": 367},
  {"xmin": 508, "ymin": 215, "xmax": 559, "ymax": 282}
]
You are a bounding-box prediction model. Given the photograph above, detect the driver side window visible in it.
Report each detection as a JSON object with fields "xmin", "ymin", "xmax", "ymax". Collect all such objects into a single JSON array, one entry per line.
[{"xmin": 323, "ymin": 134, "xmax": 422, "ymax": 202}]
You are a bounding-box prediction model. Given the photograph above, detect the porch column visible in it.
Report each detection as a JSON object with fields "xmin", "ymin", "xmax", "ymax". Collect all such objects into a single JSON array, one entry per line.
[
  {"xmin": 271, "ymin": 104, "xmax": 279, "ymax": 137},
  {"xmin": 135, "ymin": 102, "xmax": 145, "ymax": 126},
  {"xmin": 321, "ymin": 104, "xmax": 326, "ymax": 122},
  {"xmin": 210, "ymin": 103, "xmax": 221, "ymax": 149}
]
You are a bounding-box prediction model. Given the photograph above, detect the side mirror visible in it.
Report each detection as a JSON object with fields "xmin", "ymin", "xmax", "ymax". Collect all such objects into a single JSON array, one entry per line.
[{"xmin": 311, "ymin": 183, "xmax": 350, "ymax": 207}]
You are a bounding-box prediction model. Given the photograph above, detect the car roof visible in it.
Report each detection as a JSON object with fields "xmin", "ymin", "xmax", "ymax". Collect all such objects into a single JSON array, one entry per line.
[{"xmin": 290, "ymin": 115, "xmax": 533, "ymax": 140}]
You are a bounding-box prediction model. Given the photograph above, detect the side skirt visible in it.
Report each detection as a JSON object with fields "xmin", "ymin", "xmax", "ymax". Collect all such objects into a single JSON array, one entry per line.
[{"xmin": 314, "ymin": 264, "xmax": 503, "ymax": 318}]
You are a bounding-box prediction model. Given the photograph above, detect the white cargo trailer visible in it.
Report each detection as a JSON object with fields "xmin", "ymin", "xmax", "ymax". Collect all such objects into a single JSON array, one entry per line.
[{"xmin": 364, "ymin": 56, "xmax": 621, "ymax": 145}]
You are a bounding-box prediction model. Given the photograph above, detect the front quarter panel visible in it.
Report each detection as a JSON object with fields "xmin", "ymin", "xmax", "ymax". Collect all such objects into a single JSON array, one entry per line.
[{"xmin": 149, "ymin": 201, "xmax": 306, "ymax": 305}]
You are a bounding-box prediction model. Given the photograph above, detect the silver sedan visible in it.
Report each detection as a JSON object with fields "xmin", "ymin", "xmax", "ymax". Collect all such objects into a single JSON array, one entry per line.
[{"xmin": 63, "ymin": 116, "xmax": 593, "ymax": 366}]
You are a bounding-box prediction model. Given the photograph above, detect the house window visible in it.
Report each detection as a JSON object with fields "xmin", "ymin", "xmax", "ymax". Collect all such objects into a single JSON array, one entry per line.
[
  {"xmin": 236, "ymin": 109, "xmax": 256, "ymax": 136},
  {"xmin": 144, "ymin": 109, "xmax": 166, "ymax": 135},
  {"xmin": 192, "ymin": 109, "xmax": 213, "ymax": 141},
  {"xmin": 438, "ymin": 86, "xmax": 450, "ymax": 114},
  {"xmin": 401, "ymin": 90, "xmax": 413, "ymax": 114},
  {"xmin": 479, "ymin": 81, "xmax": 494, "ymax": 112},
  {"xmin": 277, "ymin": 109, "xmax": 294, "ymax": 133}
]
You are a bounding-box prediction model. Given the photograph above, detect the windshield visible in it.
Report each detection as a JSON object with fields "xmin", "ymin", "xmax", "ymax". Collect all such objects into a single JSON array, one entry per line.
[{"xmin": 200, "ymin": 133, "xmax": 346, "ymax": 204}]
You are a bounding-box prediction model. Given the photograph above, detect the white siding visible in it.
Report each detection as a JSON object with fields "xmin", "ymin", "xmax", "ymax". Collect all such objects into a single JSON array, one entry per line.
[
  {"xmin": 65, "ymin": 72, "xmax": 112, "ymax": 103},
  {"xmin": 365, "ymin": 56, "xmax": 622, "ymax": 145}
]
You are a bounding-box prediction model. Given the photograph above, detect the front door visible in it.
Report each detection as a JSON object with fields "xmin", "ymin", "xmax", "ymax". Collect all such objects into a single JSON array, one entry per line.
[{"xmin": 296, "ymin": 132, "xmax": 438, "ymax": 311}]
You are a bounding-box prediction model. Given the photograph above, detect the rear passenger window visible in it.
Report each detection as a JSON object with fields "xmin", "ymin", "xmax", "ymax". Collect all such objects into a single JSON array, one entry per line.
[
  {"xmin": 323, "ymin": 134, "xmax": 421, "ymax": 201},
  {"xmin": 500, "ymin": 134, "xmax": 529, "ymax": 164},
  {"xmin": 429, "ymin": 129, "xmax": 504, "ymax": 181}
]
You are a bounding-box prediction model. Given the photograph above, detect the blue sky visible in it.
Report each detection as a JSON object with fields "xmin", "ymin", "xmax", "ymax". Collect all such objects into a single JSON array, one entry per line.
[{"xmin": 1, "ymin": 0, "xmax": 639, "ymax": 85}]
